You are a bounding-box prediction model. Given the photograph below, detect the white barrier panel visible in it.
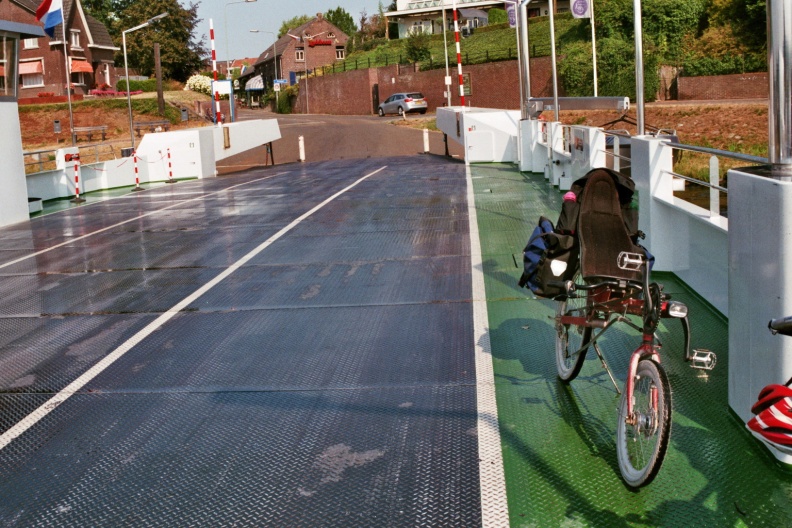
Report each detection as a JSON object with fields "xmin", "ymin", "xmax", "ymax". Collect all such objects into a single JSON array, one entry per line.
[
  {"xmin": 728, "ymin": 167, "xmax": 792, "ymax": 452},
  {"xmin": 26, "ymin": 120, "xmax": 282, "ymax": 202},
  {"xmin": 630, "ymin": 136, "xmax": 728, "ymax": 316},
  {"xmin": 435, "ymin": 107, "xmax": 520, "ymax": 163},
  {"xmin": 1, "ymin": 102, "xmax": 31, "ymax": 227}
]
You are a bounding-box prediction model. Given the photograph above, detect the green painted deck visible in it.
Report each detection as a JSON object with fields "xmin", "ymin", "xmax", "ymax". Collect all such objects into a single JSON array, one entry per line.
[{"xmin": 470, "ymin": 164, "xmax": 792, "ymax": 527}]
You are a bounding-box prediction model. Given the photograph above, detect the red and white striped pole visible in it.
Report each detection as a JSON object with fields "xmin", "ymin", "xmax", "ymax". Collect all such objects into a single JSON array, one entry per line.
[
  {"xmin": 71, "ymin": 154, "xmax": 85, "ymax": 203},
  {"xmin": 132, "ymin": 150, "xmax": 143, "ymax": 191},
  {"xmin": 209, "ymin": 19, "xmax": 223, "ymax": 124},
  {"xmin": 166, "ymin": 147, "xmax": 175, "ymax": 183},
  {"xmin": 452, "ymin": 0, "xmax": 465, "ymax": 107}
]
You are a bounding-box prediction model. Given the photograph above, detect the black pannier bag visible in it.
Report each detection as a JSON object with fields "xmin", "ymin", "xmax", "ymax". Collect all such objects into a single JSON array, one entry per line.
[{"xmin": 518, "ymin": 216, "xmax": 579, "ymax": 298}]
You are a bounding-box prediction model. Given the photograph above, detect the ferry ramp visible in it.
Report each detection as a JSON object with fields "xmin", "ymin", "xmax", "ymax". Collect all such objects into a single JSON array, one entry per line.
[{"xmin": 0, "ymin": 156, "xmax": 790, "ymax": 526}]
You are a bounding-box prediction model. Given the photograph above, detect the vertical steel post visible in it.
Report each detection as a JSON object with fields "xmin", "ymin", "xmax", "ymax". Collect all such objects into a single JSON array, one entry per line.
[
  {"xmin": 548, "ymin": 1, "xmax": 560, "ymax": 122},
  {"xmin": 633, "ymin": 0, "xmax": 645, "ymax": 135},
  {"xmin": 518, "ymin": 0, "xmax": 531, "ymax": 119},
  {"xmin": 768, "ymin": 0, "xmax": 792, "ymax": 175}
]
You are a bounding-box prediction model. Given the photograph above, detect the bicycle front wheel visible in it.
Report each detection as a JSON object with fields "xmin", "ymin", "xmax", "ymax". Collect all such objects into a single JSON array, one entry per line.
[
  {"xmin": 616, "ymin": 359, "xmax": 672, "ymax": 488},
  {"xmin": 554, "ymin": 273, "xmax": 590, "ymax": 382}
]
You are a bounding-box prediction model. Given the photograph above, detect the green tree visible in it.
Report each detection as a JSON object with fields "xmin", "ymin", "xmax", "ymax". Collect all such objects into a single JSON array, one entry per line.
[
  {"xmin": 278, "ymin": 14, "xmax": 312, "ymax": 38},
  {"xmin": 114, "ymin": 0, "xmax": 205, "ymax": 82},
  {"xmin": 325, "ymin": 7, "xmax": 356, "ymax": 37},
  {"xmin": 81, "ymin": 0, "xmax": 115, "ymax": 29}
]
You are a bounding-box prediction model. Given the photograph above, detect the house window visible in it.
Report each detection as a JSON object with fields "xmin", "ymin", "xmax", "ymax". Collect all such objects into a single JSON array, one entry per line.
[
  {"xmin": 19, "ymin": 60, "xmax": 44, "ymax": 89},
  {"xmin": 70, "ymin": 30, "xmax": 81, "ymax": 48},
  {"xmin": 23, "ymin": 38, "xmax": 39, "ymax": 49},
  {"xmin": 336, "ymin": 46, "xmax": 345, "ymax": 60},
  {"xmin": 0, "ymin": 36, "xmax": 19, "ymax": 99},
  {"xmin": 71, "ymin": 72, "xmax": 86, "ymax": 85},
  {"xmin": 327, "ymin": 32, "xmax": 335, "ymax": 38},
  {"xmin": 295, "ymin": 47, "xmax": 304, "ymax": 61}
]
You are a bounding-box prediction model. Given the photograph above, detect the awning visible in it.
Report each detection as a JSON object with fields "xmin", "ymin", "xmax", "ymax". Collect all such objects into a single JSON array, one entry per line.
[
  {"xmin": 245, "ymin": 75, "xmax": 264, "ymax": 91},
  {"xmin": 70, "ymin": 60, "xmax": 93, "ymax": 73},
  {"xmin": 19, "ymin": 61, "xmax": 43, "ymax": 75}
]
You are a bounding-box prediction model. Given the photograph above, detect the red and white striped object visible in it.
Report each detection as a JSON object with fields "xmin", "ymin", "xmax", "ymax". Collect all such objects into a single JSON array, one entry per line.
[
  {"xmin": 133, "ymin": 151, "xmax": 140, "ymax": 189},
  {"xmin": 167, "ymin": 148, "xmax": 173, "ymax": 182},
  {"xmin": 209, "ymin": 19, "xmax": 222, "ymax": 124},
  {"xmin": 452, "ymin": 1, "xmax": 465, "ymax": 107},
  {"xmin": 73, "ymin": 157, "xmax": 81, "ymax": 199}
]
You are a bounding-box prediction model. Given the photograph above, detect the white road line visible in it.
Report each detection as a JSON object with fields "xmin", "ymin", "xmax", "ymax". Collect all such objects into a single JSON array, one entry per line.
[
  {"xmin": 0, "ymin": 166, "xmax": 387, "ymax": 451},
  {"xmin": 0, "ymin": 173, "xmax": 286, "ymax": 271},
  {"xmin": 466, "ymin": 164, "xmax": 509, "ymax": 527}
]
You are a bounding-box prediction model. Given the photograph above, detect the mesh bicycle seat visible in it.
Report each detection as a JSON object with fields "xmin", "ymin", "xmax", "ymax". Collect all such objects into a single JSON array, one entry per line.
[{"xmin": 577, "ymin": 169, "xmax": 642, "ymax": 282}]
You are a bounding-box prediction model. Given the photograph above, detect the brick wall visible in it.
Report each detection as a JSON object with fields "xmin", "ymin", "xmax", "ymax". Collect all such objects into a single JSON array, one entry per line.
[
  {"xmin": 294, "ymin": 56, "xmax": 561, "ymax": 115},
  {"xmin": 678, "ymin": 72, "xmax": 768, "ymax": 100}
]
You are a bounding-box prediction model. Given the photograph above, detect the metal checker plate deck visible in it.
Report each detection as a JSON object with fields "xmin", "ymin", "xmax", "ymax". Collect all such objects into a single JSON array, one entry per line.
[
  {"xmin": 0, "ymin": 157, "xmax": 483, "ymax": 527},
  {"xmin": 472, "ymin": 164, "xmax": 792, "ymax": 527}
]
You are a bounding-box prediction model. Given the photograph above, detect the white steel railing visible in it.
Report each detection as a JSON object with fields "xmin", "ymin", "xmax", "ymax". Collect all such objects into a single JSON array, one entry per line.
[
  {"xmin": 662, "ymin": 143, "xmax": 766, "ymax": 219},
  {"xmin": 23, "ymin": 143, "xmax": 115, "ymax": 175}
]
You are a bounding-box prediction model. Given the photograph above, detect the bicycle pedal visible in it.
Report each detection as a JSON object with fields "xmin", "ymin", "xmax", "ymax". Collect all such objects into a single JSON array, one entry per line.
[{"xmin": 690, "ymin": 349, "xmax": 717, "ymax": 370}]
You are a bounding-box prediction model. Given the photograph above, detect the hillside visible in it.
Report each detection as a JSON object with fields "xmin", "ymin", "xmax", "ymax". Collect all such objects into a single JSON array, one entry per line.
[{"xmin": 19, "ymin": 91, "xmax": 212, "ymax": 150}]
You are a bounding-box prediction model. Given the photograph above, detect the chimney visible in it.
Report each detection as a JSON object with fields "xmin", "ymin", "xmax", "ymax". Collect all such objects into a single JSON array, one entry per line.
[{"xmin": 317, "ymin": 13, "xmax": 323, "ymax": 19}]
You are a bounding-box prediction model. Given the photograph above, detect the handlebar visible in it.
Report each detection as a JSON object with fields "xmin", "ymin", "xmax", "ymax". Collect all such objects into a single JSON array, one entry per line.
[{"xmin": 769, "ymin": 316, "xmax": 792, "ymax": 336}]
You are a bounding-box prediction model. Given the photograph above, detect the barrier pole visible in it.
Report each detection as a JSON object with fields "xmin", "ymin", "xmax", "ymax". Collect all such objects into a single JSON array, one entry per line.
[
  {"xmin": 71, "ymin": 156, "xmax": 85, "ymax": 203},
  {"xmin": 210, "ymin": 19, "xmax": 223, "ymax": 124},
  {"xmin": 423, "ymin": 128, "xmax": 430, "ymax": 153},
  {"xmin": 132, "ymin": 151, "xmax": 143, "ymax": 191},
  {"xmin": 166, "ymin": 148, "xmax": 176, "ymax": 183},
  {"xmin": 452, "ymin": 0, "xmax": 465, "ymax": 107},
  {"xmin": 298, "ymin": 136, "xmax": 305, "ymax": 162}
]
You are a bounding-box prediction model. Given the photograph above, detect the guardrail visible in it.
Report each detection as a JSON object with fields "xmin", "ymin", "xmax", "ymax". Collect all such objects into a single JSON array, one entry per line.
[{"xmin": 23, "ymin": 144, "xmax": 119, "ymax": 175}]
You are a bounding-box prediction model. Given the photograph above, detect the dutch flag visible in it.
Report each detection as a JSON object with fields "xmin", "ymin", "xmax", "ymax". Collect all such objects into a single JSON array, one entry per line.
[{"xmin": 35, "ymin": 0, "xmax": 64, "ymax": 38}]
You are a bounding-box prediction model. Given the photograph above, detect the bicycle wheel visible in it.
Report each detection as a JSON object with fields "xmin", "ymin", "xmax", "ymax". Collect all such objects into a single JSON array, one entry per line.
[
  {"xmin": 616, "ymin": 359, "xmax": 672, "ymax": 488},
  {"xmin": 555, "ymin": 273, "xmax": 590, "ymax": 382}
]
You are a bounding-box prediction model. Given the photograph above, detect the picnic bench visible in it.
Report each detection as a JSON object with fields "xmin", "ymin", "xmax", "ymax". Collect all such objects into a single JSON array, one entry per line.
[
  {"xmin": 133, "ymin": 120, "xmax": 171, "ymax": 136},
  {"xmin": 72, "ymin": 125, "xmax": 108, "ymax": 142}
]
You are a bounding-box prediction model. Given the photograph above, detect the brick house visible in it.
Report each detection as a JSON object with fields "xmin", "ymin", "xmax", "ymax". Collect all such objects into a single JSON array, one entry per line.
[
  {"xmin": 0, "ymin": 0, "xmax": 119, "ymax": 96},
  {"xmin": 241, "ymin": 13, "xmax": 349, "ymax": 93}
]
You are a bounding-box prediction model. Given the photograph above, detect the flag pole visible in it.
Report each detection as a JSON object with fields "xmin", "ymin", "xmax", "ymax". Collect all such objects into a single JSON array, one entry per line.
[
  {"xmin": 61, "ymin": 22, "xmax": 75, "ymax": 145},
  {"xmin": 591, "ymin": 0, "xmax": 598, "ymax": 97}
]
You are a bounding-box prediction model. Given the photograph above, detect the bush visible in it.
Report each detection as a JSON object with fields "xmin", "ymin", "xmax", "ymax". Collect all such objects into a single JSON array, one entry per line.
[
  {"xmin": 560, "ymin": 38, "xmax": 660, "ymax": 102},
  {"xmin": 681, "ymin": 53, "xmax": 766, "ymax": 77},
  {"xmin": 115, "ymin": 78, "xmax": 159, "ymax": 92},
  {"xmin": 185, "ymin": 74, "xmax": 212, "ymax": 95},
  {"xmin": 405, "ymin": 31, "xmax": 431, "ymax": 63},
  {"xmin": 277, "ymin": 84, "xmax": 298, "ymax": 114}
]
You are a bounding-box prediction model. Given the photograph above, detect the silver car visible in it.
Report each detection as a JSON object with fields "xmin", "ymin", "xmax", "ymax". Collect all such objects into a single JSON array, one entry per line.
[{"xmin": 378, "ymin": 92, "xmax": 428, "ymax": 116}]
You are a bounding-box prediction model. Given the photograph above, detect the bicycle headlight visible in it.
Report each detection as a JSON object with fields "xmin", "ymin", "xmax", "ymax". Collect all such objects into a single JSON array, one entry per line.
[{"xmin": 666, "ymin": 301, "xmax": 688, "ymax": 318}]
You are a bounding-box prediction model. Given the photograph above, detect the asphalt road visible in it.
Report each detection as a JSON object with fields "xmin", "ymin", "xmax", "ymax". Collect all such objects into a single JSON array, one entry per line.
[{"xmin": 216, "ymin": 109, "xmax": 465, "ymax": 173}]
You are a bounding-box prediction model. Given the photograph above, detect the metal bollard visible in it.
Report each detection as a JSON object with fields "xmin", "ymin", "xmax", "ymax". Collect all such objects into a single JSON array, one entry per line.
[
  {"xmin": 298, "ymin": 136, "xmax": 305, "ymax": 162},
  {"xmin": 423, "ymin": 128, "xmax": 430, "ymax": 153}
]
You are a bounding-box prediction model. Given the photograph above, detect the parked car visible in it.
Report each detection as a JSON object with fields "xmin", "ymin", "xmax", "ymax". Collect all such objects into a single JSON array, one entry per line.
[{"xmin": 378, "ymin": 92, "xmax": 428, "ymax": 116}]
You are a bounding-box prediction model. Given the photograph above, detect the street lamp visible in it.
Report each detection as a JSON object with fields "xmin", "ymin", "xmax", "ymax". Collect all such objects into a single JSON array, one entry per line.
[
  {"xmin": 123, "ymin": 12, "xmax": 168, "ymax": 148},
  {"xmin": 250, "ymin": 30, "xmax": 278, "ymax": 105},
  {"xmin": 224, "ymin": 0, "xmax": 257, "ymax": 71}
]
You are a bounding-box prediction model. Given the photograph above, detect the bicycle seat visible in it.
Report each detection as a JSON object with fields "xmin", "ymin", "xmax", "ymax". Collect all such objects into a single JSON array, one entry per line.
[{"xmin": 577, "ymin": 169, "xmax": 642, "ymax": 283}]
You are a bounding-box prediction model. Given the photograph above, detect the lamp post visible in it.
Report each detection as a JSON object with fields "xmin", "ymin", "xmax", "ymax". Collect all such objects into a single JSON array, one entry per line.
[
  {"xmin": 123, "ymin": 12, "xmax": 168, "ymax": 149},
  {"xmin": 224, "ymin": 0, "xmax": 257, "ymax": 71},
  {"xmin": 250, "ymin": 30, "xmax": 278, "ymax": 105}
]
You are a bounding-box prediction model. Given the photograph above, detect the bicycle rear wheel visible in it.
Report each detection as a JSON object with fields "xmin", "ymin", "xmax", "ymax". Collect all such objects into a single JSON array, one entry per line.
[
  {"xmin": 616, "ymin": 359, "xmax": 672, "ymax": 488},
  {"xmin": 555, "ymin": 273, "xmax": 590, "ymax": 382}
]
